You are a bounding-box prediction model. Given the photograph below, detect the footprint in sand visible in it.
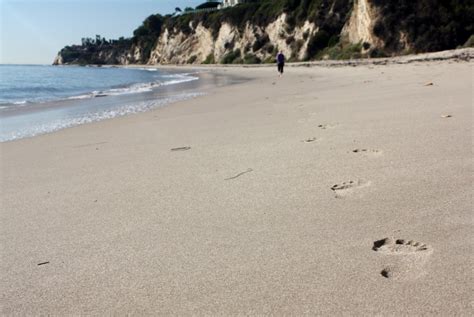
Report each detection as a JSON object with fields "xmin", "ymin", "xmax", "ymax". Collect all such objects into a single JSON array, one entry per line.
[
  {"xmin": 302, "ymin": 137, "xmax": 318, "ymax": 143},
  {"xmin": 318, "ymin": 123, "xmax": 338, "ymax": 130},
  {"xmin": 373, "ymin": 237, "xmax": 433, "ymax": 280},
  {"xmin": 351, "ymin": 148, "xmax": 382, "ymax": 156},
  {"xmin": 330, "ymin": 179, "xmax": 370, "ymax": 198}
]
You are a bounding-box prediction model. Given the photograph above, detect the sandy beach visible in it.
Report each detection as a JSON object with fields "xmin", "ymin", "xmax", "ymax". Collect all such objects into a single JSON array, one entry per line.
[{"xmin": 1, "ymin": 53, "xmax": 473, "ymax": 315}]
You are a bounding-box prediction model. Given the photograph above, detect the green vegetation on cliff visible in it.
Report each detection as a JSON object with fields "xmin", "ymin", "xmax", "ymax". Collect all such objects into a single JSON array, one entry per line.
[
  {"xmin": 132, "ymin": 14, "xmax": 165, "ymax": 63},
  {"xmin": 132, "ymin": 0, "xmax": 351, "ymax": 61},
  {"xmin": 57, "ymin": 36, "xmax": 131, "ymax": 65},
  {"xmin": 55, "ymin": 0, "xmax": 473, "ymax": 65},
  {"xmin": 372, "ymin": 0, "xmax": 474, "ymax": 53}
]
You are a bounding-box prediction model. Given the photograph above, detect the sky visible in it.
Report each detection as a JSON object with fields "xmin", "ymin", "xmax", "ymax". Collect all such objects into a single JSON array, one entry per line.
[{"xmin": 0, "ymin": 0, "xmax": 204, "ymax": 64}]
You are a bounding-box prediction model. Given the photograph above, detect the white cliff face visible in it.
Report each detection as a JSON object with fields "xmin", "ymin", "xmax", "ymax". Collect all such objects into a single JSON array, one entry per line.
[
  {"xmin": 265, "ymin": 14, "xmax": 291, "ymax": 57},
  {"xmin": 149, "ymin": 24, "xmax": 216, "ymax": 64},
  {"xmin": 56, "ymin": 0, "xmax": 454, "ymax": 65},
  {"xmin": 52, "ymin": 54, "xmax": 63, "ymax": 65},
  {"xmin": 137, "ymin": 1, "xmax": 376, "ymax": 65},
  {"xmin": 266, "ymin": 16, "xmax": 316, "ymax": 60},
  {"xmin": 341, "ymin": 0, "xmax": 382, "ymax": 49},
  {"xmin": 295, "ymin": 21, "xmax": 317, "ymax": 60},
  {"xmin": 213, "ymin": 23, "xmax": 238, "ymax": 61},
  {"xmin": 125, "ymin": 46, "xmax": 143, "ymax": 64},
  {"xmin": 53, "ymin": 0, "xmax": 378, "ymax": 66},
  {"xmin": 194, "ymin": 24, "xmax": 214, "ymax": 61},
  {"xmin": 241, "ymin": 23, "xmax": 258, "ymax": 50},
  {"xmin": 149, "ymin": 29, "xmax": 184, "ymax": 64},
  {"xmin": 146, "ymin": 13, "xmax": 317, "ymax": 64}
]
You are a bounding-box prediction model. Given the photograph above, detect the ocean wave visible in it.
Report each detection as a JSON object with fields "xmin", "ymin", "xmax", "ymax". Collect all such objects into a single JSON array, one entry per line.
[
  {"xmin": 67, "ymin": 94, "xmax": 92, "ymax": 100},
  {"xmin": 1, "ymin": 67, "xmax": 200, "ymax": 105},
  {"xmin": 161, "ymin": 75, "xmax": 199, "ymax": 86},
  {"xmin": 66, "ymin": 73, "xmax": 199, "ymax": 101},
  {"xmin": 0, "ymin": 100, "xmax": 28, "ymax": 110},
  {"xmin": 132, "ymin": 67, "xmax": 159, "ymax": 72},
  {"xmin": 1, "ymin": 92, "xmax": 205, "ymax": 142}
]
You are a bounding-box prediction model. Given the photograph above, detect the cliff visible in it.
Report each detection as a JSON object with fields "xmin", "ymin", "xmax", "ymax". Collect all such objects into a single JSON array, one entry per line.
[
  {"xmin": 148, "ymin": 14, "xmax": 320, "ymax": 64},
  {"xmin": 54, "ymin": 0, "xmax": 474, "ymax": 65}
]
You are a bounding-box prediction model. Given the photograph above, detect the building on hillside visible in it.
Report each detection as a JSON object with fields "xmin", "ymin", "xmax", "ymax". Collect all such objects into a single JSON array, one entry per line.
[
  {"xmin": 188, "ymin": 0, "xmax": 258, "ymax": 14},
  {"xmin": 218, "ymin": 0, "xmax": 252, "ymax": 9}
]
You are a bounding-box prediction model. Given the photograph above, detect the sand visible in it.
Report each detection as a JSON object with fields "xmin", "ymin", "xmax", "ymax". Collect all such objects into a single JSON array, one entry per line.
[{"xmin": 1, "ymin": 52, "xmax": 473, "ymax": 315}]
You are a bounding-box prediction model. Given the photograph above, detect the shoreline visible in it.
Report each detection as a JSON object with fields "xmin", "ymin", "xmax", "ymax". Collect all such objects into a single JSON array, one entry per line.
[
  {"xmin": 4, "ymin": 48, "xmax": 471, "ymax": 143},
  {"xmin": 1, "ymin": 57, "xmax": 472, "ymax": 314},
  {"xmin": 0, "ymin": 68, "xmax": 248, "ymax": 143}
]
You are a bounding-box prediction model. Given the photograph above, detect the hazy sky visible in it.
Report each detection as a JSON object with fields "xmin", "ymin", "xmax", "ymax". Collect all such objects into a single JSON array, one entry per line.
[{"xmin": 1, "ymin": 0, "xmax": 203, "ymax": 64}]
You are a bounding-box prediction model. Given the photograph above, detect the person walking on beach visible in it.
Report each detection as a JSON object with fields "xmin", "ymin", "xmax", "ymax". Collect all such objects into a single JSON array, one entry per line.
[{"xmin": 276, "ymin": 51, "xmax": 285, "ymax": 77}]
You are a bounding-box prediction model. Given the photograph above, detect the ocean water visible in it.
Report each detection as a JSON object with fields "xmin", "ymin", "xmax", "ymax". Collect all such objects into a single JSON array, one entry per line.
[{"xmin": 0, "ymin": 65, "xmax": 237, "ymax": 142}]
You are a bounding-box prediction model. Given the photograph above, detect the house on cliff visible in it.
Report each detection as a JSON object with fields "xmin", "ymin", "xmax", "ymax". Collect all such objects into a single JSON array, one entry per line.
[
  {"xmin": 218, "ymin": 0, "xmax": 255, "ymax": 9},
  {"xmin": 192, "ymin": 1, "xmax": 258, "ymax": 12}
]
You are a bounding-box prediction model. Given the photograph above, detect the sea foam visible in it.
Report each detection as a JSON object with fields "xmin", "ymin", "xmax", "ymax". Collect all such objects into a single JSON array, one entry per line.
[{"xmin": 1, "ymin": 92, "xmax": 205, "ymax": 142}]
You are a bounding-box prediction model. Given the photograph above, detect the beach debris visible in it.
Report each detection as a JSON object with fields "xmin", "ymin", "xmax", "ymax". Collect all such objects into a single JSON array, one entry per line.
[
  {"xmin": 380, "ymin": 268, "xmax": 393, "ymax": 278},
  {"xmin": 37, "ymin": 261, "xmax": 50, "ymax": 266},
  {"xmin": 441, "ymin": 114, "xmax": 452, "ymax": 118},
  {"xmin": 225, "ymin": 168, "xmax": 253, "ymax": 181},
  {"xmin": 171, "ymin": 146, "xmax": 191, "ymax": 152},
  {"xmin": 302, "ymin": 137, "xmax": 317, "ymax": 143},
  {"xmin": 73, "ymin": 141, "xmax": 108, "ymax": 149},
  {"xmin": 424, "ymin": 82, "xmax": 434, "ymax": 86}
]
